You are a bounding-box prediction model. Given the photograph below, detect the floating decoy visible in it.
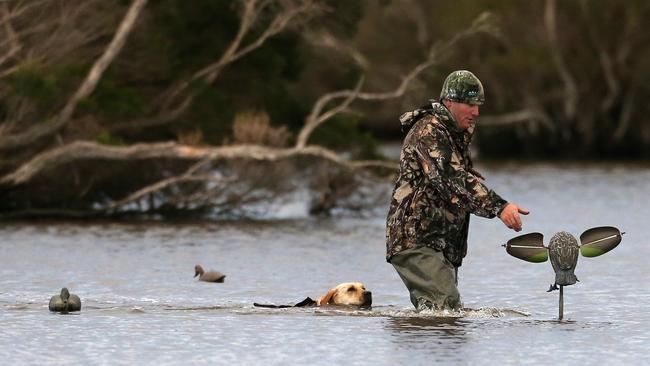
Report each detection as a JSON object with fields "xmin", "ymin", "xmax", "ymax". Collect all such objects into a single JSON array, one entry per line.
[
  {"xmin": 49, "ymin": 287, "xmax": 81, "ymax": 313},
  {"xmin": 194, "ymin": 264, "xmax": 226, "ymax": 283},
  {"xmin": 503, "ymin": 226, "xmax": 624, "ymax": 320}
]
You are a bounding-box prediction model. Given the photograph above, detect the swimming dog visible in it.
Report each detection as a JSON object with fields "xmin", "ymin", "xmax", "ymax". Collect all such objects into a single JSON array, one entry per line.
[
  {"xmin": 254, "ymin": 282, "xmax": 372, "ymax": 308},
  {"xmin": 317, "ymin": 282, "xmax": 372, "ymax": 307}
]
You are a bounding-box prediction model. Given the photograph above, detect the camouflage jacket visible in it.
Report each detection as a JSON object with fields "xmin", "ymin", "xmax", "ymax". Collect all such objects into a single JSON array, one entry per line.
[{"xmin": 386, "ymin": 102, "xmax": 508, "ymax": 267}]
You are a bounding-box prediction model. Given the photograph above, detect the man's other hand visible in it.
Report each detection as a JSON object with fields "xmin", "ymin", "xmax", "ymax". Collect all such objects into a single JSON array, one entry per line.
[{"xmin": 499, "ymin": 203, "xmax": 529, "ymax": 232}]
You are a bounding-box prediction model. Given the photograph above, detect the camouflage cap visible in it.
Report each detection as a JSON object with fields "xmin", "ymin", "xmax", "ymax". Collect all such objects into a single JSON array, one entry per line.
[{"xmin": 439, "ymin": 70, "xmax": 485, "ymax": 105}]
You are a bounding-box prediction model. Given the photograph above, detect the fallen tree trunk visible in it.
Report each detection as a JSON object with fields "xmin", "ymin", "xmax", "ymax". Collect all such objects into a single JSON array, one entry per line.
[{"xmin": 0, "ymin": 141, "xmax": 396, "ymax": 219}]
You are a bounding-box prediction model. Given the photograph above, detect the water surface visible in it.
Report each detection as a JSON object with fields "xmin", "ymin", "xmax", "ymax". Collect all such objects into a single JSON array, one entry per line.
[{"xmin": 1, "ymin": 163, "xmax": 649, "ymax": 365}]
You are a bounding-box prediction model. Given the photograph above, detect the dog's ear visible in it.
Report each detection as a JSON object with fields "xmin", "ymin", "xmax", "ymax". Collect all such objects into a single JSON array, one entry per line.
[{"xmin": 317, "ymin": 288, "xmax": 337, "ymax": 306}]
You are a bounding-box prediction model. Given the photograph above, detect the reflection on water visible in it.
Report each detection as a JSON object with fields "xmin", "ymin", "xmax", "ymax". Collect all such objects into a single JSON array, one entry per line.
[
  {"xmin": 385, "ymin": 316, "xmax": 467, "ymax": 336},
  {"xmin": 1, "ymin": 163, "xmax": 650, "ymax": 364},
  {"xmin": 384, "ymin": 316, "xmax": 469, "ymax": 364}
]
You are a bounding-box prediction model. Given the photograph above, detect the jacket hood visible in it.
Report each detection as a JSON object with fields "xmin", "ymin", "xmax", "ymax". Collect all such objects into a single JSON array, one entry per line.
[{"xmin": 399, "ymin": 100, "xmax": 474, "ymax": 147}]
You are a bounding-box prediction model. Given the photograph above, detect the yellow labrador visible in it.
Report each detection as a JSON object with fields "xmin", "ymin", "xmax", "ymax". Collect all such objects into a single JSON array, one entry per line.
[
  {"xmin": 254, "ymin": 282, "xmax": 372, "ymax": 308},
  {"xmin": 317, "ymin": 282, "xmax": 372, "ymax": 307}
]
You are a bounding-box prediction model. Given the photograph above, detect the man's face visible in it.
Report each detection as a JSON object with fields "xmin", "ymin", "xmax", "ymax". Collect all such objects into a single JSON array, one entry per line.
[{"xmin": 444, "ymin": 100, "xmax": 480, "ymax": 131}]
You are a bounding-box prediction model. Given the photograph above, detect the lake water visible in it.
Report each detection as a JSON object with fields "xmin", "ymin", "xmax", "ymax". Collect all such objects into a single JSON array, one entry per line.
[{"xmin": 1, "ymin": 162, "xmax": 649, "ymax": 365}]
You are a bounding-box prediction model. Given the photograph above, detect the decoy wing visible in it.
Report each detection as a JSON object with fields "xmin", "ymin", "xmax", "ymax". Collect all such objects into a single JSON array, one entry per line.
[
  {"xmin": 505, "ymin": 232, "xmax": 548, "ymax": 263},
  {"xmin": 579, "ymin": 226, "xmax": 623, "ymax": 257}
]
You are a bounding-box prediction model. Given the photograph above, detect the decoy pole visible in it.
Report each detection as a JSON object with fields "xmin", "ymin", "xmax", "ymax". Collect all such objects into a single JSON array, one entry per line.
[{"xmin": 558, "ymin": 285, "xmax": 564, "ymax": 320}]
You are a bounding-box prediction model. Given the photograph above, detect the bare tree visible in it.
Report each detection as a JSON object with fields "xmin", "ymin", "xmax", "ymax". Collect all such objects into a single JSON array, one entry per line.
[
  {"xmin": 110, "ymin": 0, "xmax": 324, "ymax": 133},
  {"xmin": 544, "ymin": 0, "xmax": 578, "ymax": 123},
  {"xmin": 295, "ymin": 12, "xmax": 499, "ymax": 149},
  {"xmin": 0, "ymin": 0, "xmax": 118, "ymax": 78},
  {"xmin": 3, "ymin": 4, "xmax": 551, "ymax": 218},
  {"xmin": 0, "ymin": 0, "xmax": 331, "ymax": 217},
  {"xmin": 0, "ymin": 0, "xmax": 148, "ymax": 151},
  {"xmin": 99, "ymin": 12, "xmax": 502, "ymax": 214}
]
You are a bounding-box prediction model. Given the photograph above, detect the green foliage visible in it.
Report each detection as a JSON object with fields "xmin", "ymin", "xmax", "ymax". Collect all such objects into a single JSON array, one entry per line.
[
  {"xmin": 79, "ymin": 79, "xmax": 144, "ymax": 119},
  {"xmin": 149, "ymin": 0, "xmax": 239, "ymax": 76},
  {"xmin": 308, "ymin": 114, "xmax": 383, "ymax": 160},
  {"xmin": 6, "ymin": 65, "xmax": 61, "ymax": 112},
  {"xmin": 3, "ymin": 61, "xmax": 89, "ymax": 122},
  {"xmin": 8, "ymin": 68, "xmax": 57, "ymax": 101},
  {"xmin": 7, "ymin": 0, "xmax": 649, "ymax": 159},
  {"xmin": 139, "ymin": 0, "xmax": 319, "ymax": 142},
  {"xmin": 189, "ymin": 87, "xmax": 233, "ymax": 145},
  {"xmin": 96, "ymin": 131, "xmax": 126, "ymax": 146}
]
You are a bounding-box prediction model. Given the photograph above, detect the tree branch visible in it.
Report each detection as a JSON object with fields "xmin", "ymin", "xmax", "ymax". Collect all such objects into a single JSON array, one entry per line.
[
  {"xmin": 579, "ymin": 0, "xmax": 619, "ymax": 113},
  {"xmin": 0, "ymin": 140, "xmax": 395, "ymax": 188},
  {"xmin": 103, "ymin": 173, "xmax": 232, "ymax": 212},
  {"xmin": 295, "ymin": 76, "xmax": 365, "ymax": 149},
  {"xmin": 145, "ymin": 0, "xmax": 321, "ymax": 129},
  {"xmin": 0, "ymin": 0, "xmax": 148, "ymax": 152},
  {"xmin": 0, "ymin": 3, "xmax": 22, "ymax": 69},
  {"xmin": 479, "ymin": 109, "xmax": 549, "ymax": 128},
  {"xmin": 544, "ymin": 0, "xmax": 578, "ymax": 120},
  {"xmin": 294, "ymin": 11, "xmax": 498, "ymax": 148},
  {"xmin": 613, "ymin": 88, "xmax": 635, "ymax": 142}
]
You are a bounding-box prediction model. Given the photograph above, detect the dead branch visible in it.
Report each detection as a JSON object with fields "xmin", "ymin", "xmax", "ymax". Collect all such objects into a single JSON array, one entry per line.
[
  {"xmin": 579, "ymin": 1, "xmax": 619, "ymax": 113},
  {"xmin": 0, "ymin": 1, "xmax": 43, "ymax": 27},
  {"xmin": 478, "ymin": 110, "xmax": 538, "ymax": 126},
  {"xmin": 479, "ymin": 108, "xmax": 554, "ymax": 131},
  {"xmin": 302, "ymin": 30, "xmax": 370, "ymax": 69},
  {"xmin": 0, "ymin": 3, "xmax": 22, "ymax": 69},
  {"xmin": 103, "ymin": 174, "xmax": 231, "ymax": 211},
  {"xmin": 0, "ymin": 0, "xmax": 148, "ymax": 152},
  {"xmin": 0, "ymin": 140, "xmax": 396, "ymax": 217},
  {"xmin": 0, "ymin": 0, "xmax": 112, "ymax": 79},
  {"xmin": 613, "ymin": 88, "xmax": 635, "ymax": 142},
  {"xmin": 294, "ymin": 12, "xmax": 498, "ymax": 149},
  {"xmin": 156, "ymin": 0, "xmax": 260, "ymax": 112},
  {"xmin": 295, "ymin": 76, "xmax": 365, "ymax": 149},
  {"xmin": 101, "ymin": 153, "xmax": 235, "ymax": 211},
  {"xmin": 544, "ymin": 0, "xmax": 578, "ymax": 121},
  {"xmin": 60, "ymin": 0, "xmax": 147, "ymax": 123},
  {"xmin": 111, "ymin": 0, "xmax": 322, "ymax": 133},
  {"xmin": 614, "ymin": 7, "xmax": 636, "ymax": 68},
  {"xmin": 0, "ymin": 140, "xmax": 391, "ymax": 187}
]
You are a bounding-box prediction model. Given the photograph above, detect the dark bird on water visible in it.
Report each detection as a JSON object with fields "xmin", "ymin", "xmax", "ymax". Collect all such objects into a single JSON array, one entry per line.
[
  {"xmin": 194, "ymin": 264, "xmax": 226, "ymax": 283},
  {"xmin": 547, "ymin": 231, "xmax": 580, "ymax": 292},
  {"xmin": 49, "ymin": 287, "xmax": 81, "ymax": 313}
]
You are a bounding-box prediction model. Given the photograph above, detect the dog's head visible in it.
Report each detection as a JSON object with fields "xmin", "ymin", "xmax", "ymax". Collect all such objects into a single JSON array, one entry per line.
[{"xmin": 317, "ymin": 282, "xmax": 372, "ymax": 308}]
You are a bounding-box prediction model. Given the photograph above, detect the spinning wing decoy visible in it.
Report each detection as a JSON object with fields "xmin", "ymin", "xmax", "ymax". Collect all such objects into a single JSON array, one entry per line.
[
  {"xmin": 503, "ymin": 226, "xmax": 624, "ymax": 320},
  {"xmin": 548, "ymin": 231, "xmax": 579, "ymax": 287}
]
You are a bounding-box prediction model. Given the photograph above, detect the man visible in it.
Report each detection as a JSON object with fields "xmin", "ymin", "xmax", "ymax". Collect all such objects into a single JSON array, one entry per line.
[{"xmin": 386, "ymin": 70, "xmax": 529, "ymax": 311}]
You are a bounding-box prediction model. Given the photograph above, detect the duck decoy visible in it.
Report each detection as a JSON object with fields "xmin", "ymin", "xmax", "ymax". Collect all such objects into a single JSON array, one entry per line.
[
  {"xmin": 49, "ymin": 287, "xmax": 81, "ymax": 313},
  {"xmin": 547, "ymin": 231, "xmax": 580, "ymax": 289},
  {"xmin": 194, "ymin": 264, "xmax": 226, "ymax": 283},
  {"xmin": 503, "ymin": 226, "xmax": 624, "ymax": 320}
]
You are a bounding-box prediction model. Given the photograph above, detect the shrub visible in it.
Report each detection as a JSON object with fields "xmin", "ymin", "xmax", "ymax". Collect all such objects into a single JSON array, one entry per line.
[{"xmin": 230, "ymin": 111, "xmax": 290, "ymax": 147}]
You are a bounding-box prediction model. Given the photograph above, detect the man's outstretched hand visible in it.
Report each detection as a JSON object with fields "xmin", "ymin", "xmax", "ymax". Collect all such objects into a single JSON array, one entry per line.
[{"xmin": 499, "ymin": 203, "xmax": 529, "ymax": 232}]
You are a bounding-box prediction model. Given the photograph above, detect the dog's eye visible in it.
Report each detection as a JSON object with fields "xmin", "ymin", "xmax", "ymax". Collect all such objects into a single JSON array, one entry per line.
[{"xmin": 347, "ymin": 287, "xmax": 355, "ymax": 292}]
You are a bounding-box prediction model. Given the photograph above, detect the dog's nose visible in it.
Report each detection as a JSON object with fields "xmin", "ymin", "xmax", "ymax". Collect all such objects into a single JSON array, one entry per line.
[{"xmin": 362, "ymin": 291, "xmax": 372, "ymax": 305}]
